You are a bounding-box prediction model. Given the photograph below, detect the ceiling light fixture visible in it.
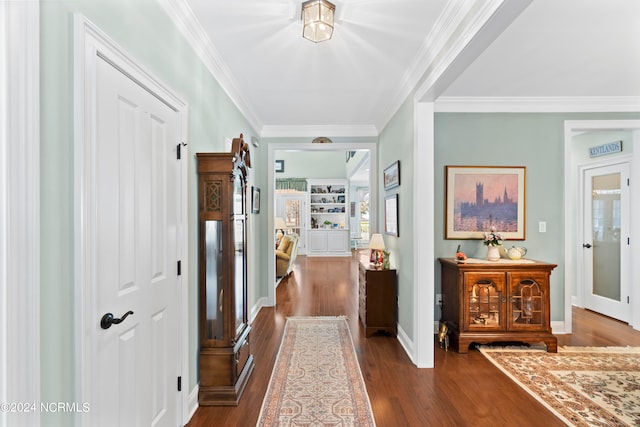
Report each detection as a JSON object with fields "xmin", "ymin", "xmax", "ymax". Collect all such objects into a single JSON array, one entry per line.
[
  {"xmin": 301, "ymin": 0, "xmax": 335, "ymax": 43},
  {"xmin": 312, "ymin": 137, "xmax": 332, "ymax": 143}
]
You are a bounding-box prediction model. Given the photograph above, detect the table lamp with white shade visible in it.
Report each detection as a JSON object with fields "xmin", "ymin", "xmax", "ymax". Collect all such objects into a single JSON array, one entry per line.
[{"xmin": 369, "ymin": 233, "xmax": 385, "ymax": 267}]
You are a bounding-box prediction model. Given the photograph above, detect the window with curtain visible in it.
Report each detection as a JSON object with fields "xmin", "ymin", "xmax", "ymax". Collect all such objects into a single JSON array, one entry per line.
[{"xmin": 276, "ymin": 178, "xmax": 307, "ymax": 192}]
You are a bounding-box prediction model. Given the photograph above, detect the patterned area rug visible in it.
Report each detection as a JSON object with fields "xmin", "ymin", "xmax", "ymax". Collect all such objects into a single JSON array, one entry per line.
[
  {"xmin": 479, "ymin": 346, "xmax": 640, "ymax": 426},
  {"xmin": 256, "ymin": 316, "xmax": 376, "ymax": 427}
]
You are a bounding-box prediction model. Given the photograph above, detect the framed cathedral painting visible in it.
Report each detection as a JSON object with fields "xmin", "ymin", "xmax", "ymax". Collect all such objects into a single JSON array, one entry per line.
[{"xmin": 445, "ymin": 166, "xmax": 526, "ymax": 240}]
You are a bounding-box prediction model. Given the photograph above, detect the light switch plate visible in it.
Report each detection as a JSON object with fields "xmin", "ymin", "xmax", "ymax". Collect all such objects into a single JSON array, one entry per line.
[{"xmin": 539, "ymin": 221, "xmax": 547, "ymax": 233}]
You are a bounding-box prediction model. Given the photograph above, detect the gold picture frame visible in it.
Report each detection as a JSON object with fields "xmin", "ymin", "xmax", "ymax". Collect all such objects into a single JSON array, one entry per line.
[{"xmin": 445, "ymin": 165, "xmax": 526, "ymax": 240}]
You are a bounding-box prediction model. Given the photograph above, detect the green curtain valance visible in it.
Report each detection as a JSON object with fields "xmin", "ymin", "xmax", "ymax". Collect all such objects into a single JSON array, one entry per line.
[{"xmin": 276, "ymin": 178, "xmax": 308, "ymax": 192}]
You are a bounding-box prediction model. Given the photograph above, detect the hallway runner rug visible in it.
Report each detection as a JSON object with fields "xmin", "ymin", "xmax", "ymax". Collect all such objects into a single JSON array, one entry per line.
[
  {"xmin": 256, "ymin": 316, "xmax": 376, "ymax": 426},
  {"xmin": 479, "ymin": 346, "xmax": 640, "ymax": 426}
]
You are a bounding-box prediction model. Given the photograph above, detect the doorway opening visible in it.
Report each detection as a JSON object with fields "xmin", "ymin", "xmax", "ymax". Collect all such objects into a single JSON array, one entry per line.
[
  {"xmin": 267, "ymin": 142, "xmax": 378, "ymax": 307},
  {"xmin": 564, "ymin": 120, "xmax": 640, "ymax": 333}
]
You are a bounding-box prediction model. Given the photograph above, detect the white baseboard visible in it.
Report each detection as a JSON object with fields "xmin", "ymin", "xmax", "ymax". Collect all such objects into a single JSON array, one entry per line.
[
  {"xmin": 551, "ymin": 320, "xmax": 568, "ymax": 334},
  {"xmin": 187, "ymin": 384, "xmax": 199, "ymax": 424},
  {"xmin": 396, "ymin": 324, "xmax": 415, "ymax": 365},
  {"xmin": 250, "ymin": 297, "xmax": 267, "ymax": 323}
]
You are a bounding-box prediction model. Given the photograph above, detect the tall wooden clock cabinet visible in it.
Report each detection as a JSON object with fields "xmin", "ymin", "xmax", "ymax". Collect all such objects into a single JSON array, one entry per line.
[{"xmin": 197, "ymin": 135, "xmax": 254, "ymax": 405}]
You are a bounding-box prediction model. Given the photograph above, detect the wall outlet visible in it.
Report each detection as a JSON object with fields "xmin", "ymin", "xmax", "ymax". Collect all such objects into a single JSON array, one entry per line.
[{"xmin": 436, "ymin": 294, "xmax": 443, "ymax": 305}]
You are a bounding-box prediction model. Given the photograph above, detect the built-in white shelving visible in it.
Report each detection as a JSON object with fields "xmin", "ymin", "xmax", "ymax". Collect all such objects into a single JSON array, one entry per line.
[{"xmin": 307, "ymin": 179, "xmax": 350, "ymax": 256}]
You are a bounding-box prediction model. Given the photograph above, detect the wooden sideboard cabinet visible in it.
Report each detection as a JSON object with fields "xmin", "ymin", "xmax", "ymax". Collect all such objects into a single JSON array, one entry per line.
[
  {"xmin": 438, "ymin": 258, "xmax": 558, "ymax": 353},
  {"xmin": 358, "ymin": 260, "xmax": 397, "ymax": 337}
]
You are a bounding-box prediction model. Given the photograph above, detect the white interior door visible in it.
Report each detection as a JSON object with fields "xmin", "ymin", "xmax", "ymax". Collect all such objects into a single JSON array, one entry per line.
[
  {"xmin": 582, "ymin": 162, "xmax": 630, "ymax": 322},
  {"xmin": 90, "ymin": 54, "xmax": 180, "ymax": 426}
]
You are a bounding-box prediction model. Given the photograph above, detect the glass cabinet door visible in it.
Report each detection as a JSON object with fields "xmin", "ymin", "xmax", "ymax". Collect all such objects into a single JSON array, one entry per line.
[
  {"xmin": 234, "ymin": 218, "xmax": 246, "ymax": 337},
  {"xmin": 464, "ymin": 273, "xmax": 505, "ymax": 331},
  {"xmin": 508, "ymin": 272, "xmax": 546, "ymax": 330}
]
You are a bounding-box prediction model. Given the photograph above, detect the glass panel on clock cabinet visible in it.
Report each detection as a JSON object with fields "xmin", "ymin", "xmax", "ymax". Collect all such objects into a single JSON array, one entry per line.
[
  {"xmin": 234, "ymin": 218, "xmax": 246, "ymax": 337},
  {"xmin": 468, "ymin": 280, "xmax": 501, "ymax": 327},
  {"xmin": 511, "ymin": 279, "xmax": 543, "ymax": 326},
  {"xmin": 234, "ymin": 176, "xmax": 243, "ymax": 214},
  {"xmin": 205, "ymin": 220, "xmax": 224, "ymax": 340}
]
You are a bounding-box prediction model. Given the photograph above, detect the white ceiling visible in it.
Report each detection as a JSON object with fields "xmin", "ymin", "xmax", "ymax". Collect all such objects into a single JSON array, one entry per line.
[
  {"xmin": 442, "ymin": 0, "xmax": 640, "ymax": 98},
  {"xmin": 170, "ymin": 0, "xmax": 640, "ymax": 136}
]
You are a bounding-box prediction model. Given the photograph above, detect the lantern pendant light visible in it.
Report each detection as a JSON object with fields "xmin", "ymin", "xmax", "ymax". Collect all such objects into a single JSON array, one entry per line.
[{"xmin": 301, "ymin": 0, "xmax": 336, "ymax": 43}]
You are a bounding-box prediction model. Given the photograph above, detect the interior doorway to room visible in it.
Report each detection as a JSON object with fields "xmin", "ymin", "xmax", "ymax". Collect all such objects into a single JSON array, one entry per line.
[
  {"xmin": 273, "ymin": 149, "xmax": 371, "ymax": 256},
  {"xmin": 581, "ymin": 161, "xmax": 630, "ymax": 322},
  {"xmin": 267, "ymin": 143, "xmax": 377, "ymax": 306},
  {"xmin": 566, "ymin": 120, "xmax": 640, "ymax": 333}
]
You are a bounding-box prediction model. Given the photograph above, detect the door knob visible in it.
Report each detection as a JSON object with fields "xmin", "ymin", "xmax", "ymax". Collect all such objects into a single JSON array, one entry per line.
[
  {"xmin": 582, "ymin": 243, "xmax": 592, "ymax": 249},
  {"xmin": 100, "ymin": 310, "xmax": 134, "ymax": 329}
]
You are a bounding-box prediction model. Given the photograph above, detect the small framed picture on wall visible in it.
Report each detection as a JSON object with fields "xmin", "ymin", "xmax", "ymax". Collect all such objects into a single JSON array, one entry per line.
[
  {"xmin": 384, "ymin": 194, "xmax": 398, "ymax": 236},
  {"xmin": 251, "ymin": 186, "xmax": 260, "ymax": 214},
  {"xmin": 383, "ymin": 161, "xmax": 400, "ymax": 190}
]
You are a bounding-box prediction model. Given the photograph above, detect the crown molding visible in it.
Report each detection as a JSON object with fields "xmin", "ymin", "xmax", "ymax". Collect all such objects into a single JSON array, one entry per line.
[
  {"xmin": 377, "ymin": 0, "xmax": 473, "ymax": 129},
  {"xmin": 378, "ymin": 0, "xmax": 508, "ymax": 130},
  {"xmin": 260, "ymin": 124, "xmax": 379, "ymax": 138},
  {"xmin": 158, "ymin": 0, "xmax": 262, "ymax": 133},
  {"xmin": 434, "ymin": 96, "xmax": 640, "ymax": 113}
]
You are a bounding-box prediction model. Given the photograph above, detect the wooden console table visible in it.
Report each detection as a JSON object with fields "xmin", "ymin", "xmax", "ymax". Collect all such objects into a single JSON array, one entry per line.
[{"xmin": 439, "ymin": 258, "xmax": 557, "ymax": 353}]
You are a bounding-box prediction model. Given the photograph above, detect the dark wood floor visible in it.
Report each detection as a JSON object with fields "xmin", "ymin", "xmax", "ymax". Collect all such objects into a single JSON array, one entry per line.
[{"xmin": 187, "ymin": 253, "xmax": 640, "ymax": 427}]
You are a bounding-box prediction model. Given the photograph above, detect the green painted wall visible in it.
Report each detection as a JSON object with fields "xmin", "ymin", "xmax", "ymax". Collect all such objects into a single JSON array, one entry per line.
[
  {"xmin": 378, "ymin": 97, "xmax": 415, "ymax": 339},
  {"xmin": 40, "ymin": 1, "xmax": 261, "ymax": 424},
  {"xmin": 275, "ymin": 150, "xmax": 347, "ymax": 178}
]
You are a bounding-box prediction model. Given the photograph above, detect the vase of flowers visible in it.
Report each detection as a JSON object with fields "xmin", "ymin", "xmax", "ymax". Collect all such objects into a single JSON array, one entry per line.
[{"xmin": 483, "ymin": 226, "xmax": 503, "ymax": 261}]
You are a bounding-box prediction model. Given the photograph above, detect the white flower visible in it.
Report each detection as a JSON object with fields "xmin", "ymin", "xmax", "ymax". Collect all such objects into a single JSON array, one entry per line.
[{"xmin": 483, "ymin": 226, "xmax": 504, "ymax": 246}]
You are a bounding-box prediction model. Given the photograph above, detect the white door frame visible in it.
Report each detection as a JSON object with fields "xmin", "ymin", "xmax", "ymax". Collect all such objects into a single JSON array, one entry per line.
[
  {"xmin": 0, "ymin": 3, "xmax": 40, "ymax": 426},
  {"xmin": 413, "ymin": 101, "xmax": 435, "ymax": 369},
  {"xmin": 564, "ymin": 120, "xmax": 640, "ymax": 332},
  {"xmin": 73, "ymin": 15, "xmax": 190, "ymax": 425}
]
